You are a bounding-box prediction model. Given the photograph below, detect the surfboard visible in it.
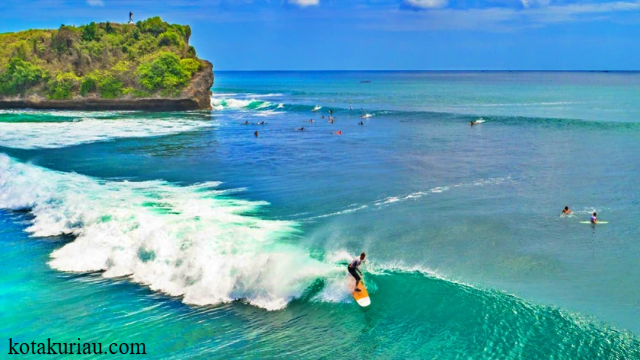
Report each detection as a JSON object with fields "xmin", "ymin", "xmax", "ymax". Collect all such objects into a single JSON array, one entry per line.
[
  {"xmin": 580, "ymin": 221, "xmax": 608, "ymax": 224},
  {"xmin": 351, "ymin": 281, "xmax": 371, "ymax": 307}
]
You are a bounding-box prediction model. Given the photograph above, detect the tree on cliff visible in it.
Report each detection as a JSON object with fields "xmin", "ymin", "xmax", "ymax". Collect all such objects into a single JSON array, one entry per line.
[{"xmin": 0, "ymin": 17, "xmax": 204, "ymax": 100}]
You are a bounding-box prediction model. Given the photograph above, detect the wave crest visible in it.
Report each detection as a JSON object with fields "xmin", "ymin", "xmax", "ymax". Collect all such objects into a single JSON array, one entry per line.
[{"xmin": 0, "ymin": 155, "xmax": 337, "ymax": 310}]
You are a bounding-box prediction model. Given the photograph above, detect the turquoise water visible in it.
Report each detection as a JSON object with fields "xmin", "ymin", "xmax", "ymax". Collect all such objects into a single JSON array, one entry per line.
[{"xmin": 2, "ymin": 71, "xmax": 640, "ymax": 358}]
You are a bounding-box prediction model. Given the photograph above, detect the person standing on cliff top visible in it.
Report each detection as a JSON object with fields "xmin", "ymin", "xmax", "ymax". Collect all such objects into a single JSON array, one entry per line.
[{"xmin": 129, "ymin": 12, "xmax": 133, "ymax": 24}]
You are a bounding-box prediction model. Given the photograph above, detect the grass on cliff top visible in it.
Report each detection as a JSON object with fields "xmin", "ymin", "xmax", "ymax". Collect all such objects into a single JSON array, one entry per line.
[{"xmin": 0, "ymin": 17, "xmax": 206, "ymax": 100}]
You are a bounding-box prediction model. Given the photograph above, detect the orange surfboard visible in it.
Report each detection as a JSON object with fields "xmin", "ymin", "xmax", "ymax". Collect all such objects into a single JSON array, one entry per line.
[{"xmin": 351, "ymin": 281, "xmax": 371, "ymax": 307}]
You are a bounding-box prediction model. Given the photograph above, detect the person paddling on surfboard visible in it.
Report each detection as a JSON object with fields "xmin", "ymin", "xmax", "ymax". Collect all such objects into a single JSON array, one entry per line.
[
  {"xmin": 348, "ymin": 252, "xmax": 366, "ymax": 292},
  {"xmin": 562, "ymin": 206, "xmax": 571, "ymax": 214},
  {"xmin": 591, "ymin": 212, "xmax": 598, "ymax": 224}
]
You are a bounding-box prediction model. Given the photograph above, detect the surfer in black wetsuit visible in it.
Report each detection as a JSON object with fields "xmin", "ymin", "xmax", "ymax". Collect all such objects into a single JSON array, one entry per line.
[{"xmin": 348, "ymin": 252, "xmax": 366, "ymax": 292}]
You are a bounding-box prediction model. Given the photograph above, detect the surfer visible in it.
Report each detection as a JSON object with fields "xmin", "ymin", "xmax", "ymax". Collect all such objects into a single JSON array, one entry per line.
[
  {"xmin": 335, "ymin": 130, "xmax": 342, "ymax": 135},
  {"xmin": 348, "ymin": 252, "xmax": 366, "ymax": 292},
  {"xmin": 254, "ymin": 131, "xmax": 259, "ymax": 137},
  {"xmin": 359, "ymin": 121, "xmax": 364, "ymax": 125},
  {"xmin": 258, "ymin": 121, "xmax": 265, "ymax": 125},
  {"xmin": 243, "ymin": 121, "xmax": 249, "ymax": 125},
  {"xmin": 297, "ymin": 127, "xmax": 305, "ymax": 131},
  {"xmin": 309, "ymin": 119, "xmax": 314, "ymax": 123},
  {"xmin": 590, "ymin": 212, "xmax": 598, "ymax": 224},
  {"xmin": 470, "ymin": 121, "xmax": 476, "ymax": 126},
  {"xmin": 562, "ymin": 206, "xmax": 572, "ymax": 214},
  {"xmin": 329, "ymin": 109, "xmax": 333, "ymax": 116}
]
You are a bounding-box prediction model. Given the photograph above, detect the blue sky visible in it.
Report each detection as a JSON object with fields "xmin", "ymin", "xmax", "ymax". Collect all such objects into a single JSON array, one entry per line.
[{"xmin": 2, "ymin": 0, "xmax": 640, "ymax": 70}]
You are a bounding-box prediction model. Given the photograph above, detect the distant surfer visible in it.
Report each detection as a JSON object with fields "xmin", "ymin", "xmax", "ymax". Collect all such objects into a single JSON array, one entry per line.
[
  {"xmin": 348, "ymin": 252, "xmax": 366, "ymax": 292},
  {"xmin": 335, "ymin": 130, "xmax": 342, "ymax": 135},
  {"xmin": 309, "ymin": 119, "xmax": 314, "ymax": 123},
  {"xmin": 297, "ymin": 127, "xmax": 305, "ymax": 131},
  {"xmin": 590, "ymin": 212, "xmax": 598, "ymax": 224},
  {"xmin": 329, "ymin": 109, "xmax": 333, "ymax": 116},
  {"xmin": 562, "ymin": 206, "xmax": 572, "ymax": 215},
  {"xmin": 258, "ymin": 121, "xmax": 265, "ymax": 125},
  {"xmin": 254, "ymin": 131, "xmax": 259, "ymax": 137},
  {"xmin": 470, "ymin": 120, "xmax": 476, "ymax": 126},
  {"xmin": 350, "ymin": 106, "xmax": 353, "ymax": 111},
  {"xmin": 243, "ymin": 121, "xmax": 249, "ymax": 125},
  {"xmin": 358, "ymin": 121, "xmax": 364, "ymax": 125}
]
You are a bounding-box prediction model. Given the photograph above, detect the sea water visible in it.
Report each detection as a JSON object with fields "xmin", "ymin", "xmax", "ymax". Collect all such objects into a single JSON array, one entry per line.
[{"xmin": 2, "ymin": 71, "xmax": 640, "ymax": 358}]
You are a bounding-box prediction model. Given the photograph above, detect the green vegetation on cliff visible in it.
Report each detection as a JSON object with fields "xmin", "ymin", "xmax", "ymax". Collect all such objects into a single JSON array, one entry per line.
[{"xmin": 0, "ymin": 17, "xmax": 205, "ymax": 100}]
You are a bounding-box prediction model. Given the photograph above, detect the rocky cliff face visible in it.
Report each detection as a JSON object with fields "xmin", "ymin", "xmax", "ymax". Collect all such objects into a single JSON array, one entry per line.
[{"xmin": 0, "ymin": 61, "xmax": 213, "ymax": 111}]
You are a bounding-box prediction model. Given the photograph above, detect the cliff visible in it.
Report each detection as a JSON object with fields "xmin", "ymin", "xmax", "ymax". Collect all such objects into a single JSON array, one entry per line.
[{"xmin": 0, "ymin": 17, "xmax": 213, "ymax": 111}]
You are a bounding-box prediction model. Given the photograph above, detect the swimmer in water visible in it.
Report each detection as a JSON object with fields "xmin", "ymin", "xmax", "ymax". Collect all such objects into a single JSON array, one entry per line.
[
  {"xmin": 243, "ymin": 121, "xmax": 249, "ymax": 125},
  {"xmin": 309, "ymin": 119, "xmax": 314, "ymax": 123},
  {"xmin": 590, "ymin": 212, "xmax": 598, "ymax": 224},
  {"xmin": 359, "ymin": 121, "xmax": 364, "ymax": 125},
  {"xmin": 562, "ymin": 206, "xmax": 572, "ymax": 214},
  {"xmin": 297, "ymin": 127, "xmax": 305, "ymax": 131},
  {"xmin": 335, "ymin": 130, "xmax": 342, "ymax": 135},
  {"xmin": 254, "ymin": 131, "xmax": 258, "ymax": 137}
]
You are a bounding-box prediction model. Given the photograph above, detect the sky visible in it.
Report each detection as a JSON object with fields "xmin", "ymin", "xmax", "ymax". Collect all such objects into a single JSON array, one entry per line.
[{"xmin": 1, "ymin": 0, "xmax": 640, "ymax": 70}]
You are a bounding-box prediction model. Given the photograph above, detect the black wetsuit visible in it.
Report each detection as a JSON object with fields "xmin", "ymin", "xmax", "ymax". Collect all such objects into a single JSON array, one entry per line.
[{"xmin": 348, "ymin": 258, "xmax": 362, "ymax": 282}]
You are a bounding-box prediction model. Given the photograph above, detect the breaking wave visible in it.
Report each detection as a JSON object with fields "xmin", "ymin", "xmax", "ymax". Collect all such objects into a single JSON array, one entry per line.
[{"xmin": 0, "ymin": 155, "xmax": 340, "ymax": 310}]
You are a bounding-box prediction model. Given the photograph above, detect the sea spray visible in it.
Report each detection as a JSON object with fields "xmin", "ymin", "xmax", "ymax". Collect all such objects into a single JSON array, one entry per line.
[{"xmin": 0, "ymin": 155, "xmax": 339, "ymax": 310}]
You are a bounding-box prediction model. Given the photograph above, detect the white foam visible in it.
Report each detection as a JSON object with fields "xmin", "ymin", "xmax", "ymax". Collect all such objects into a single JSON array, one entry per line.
[
  {"xmin": 308, "ymin": 177, "xmax": 512, "ymax": 220},
  {"xmin": 210, "ymin": 97, "xmax": 273, "ymax": 111},
  {"xmin": 0, "ymin": 118, "xmax": 212, "ymax": 149},
  {"xmin": 0, "ymin": 109, "xmax": 136, "ymax": 118},
  {"xmin": 0, "ymin": 155, "xmax": 342, "ymax": 310}
]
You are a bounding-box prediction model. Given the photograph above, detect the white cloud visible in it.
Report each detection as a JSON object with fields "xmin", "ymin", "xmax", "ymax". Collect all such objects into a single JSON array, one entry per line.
[
  {"xmin": 403, "ymin": 0, "xmax": 448, "ymax": 9},
  {"xmin": 86, "ymin": 0, "xmax": 104, "ymax": 6},
  {"xmin": 288, "ymin": 0, "xmax": 319, "ymax": 7},
  {"xmin": 377, "ymin": 1, "xmax": 640, "ymax": 31}
]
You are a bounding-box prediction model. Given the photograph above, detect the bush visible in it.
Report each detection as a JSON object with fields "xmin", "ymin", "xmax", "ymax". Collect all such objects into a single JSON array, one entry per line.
[
  {"xmin": 82, "ymin": 22, "xmax": 98, "ymax": 41},
  {"xmin": 137, "ymin": 17, "xmax": 167, "ymax": 36},
  {"xmin": 98, "ymin": 75, "xmax": 123, "ymax": 98},
  {"xmin": 47, "ymin": 72, "xmax": 81, "ymax": 100},
  {"xmin": 180, "ymin": 58, "xmax": 201, "ymax": 76},
  {"xmin": 52, "ymin": 26, "xmax": 77, "ymax": 53},
  {"xmin": 158, "ymin": 30, "xmax": 181, "ymax": 47},
  {"xmin": 0, "ymin": 58, "xmax": 46, "ymax": 95},
  {"xmin": 136, "ymin": 52, "xmax": 190, "ymax": 93},
  {"xmin": 187, "ymin": 45, "xmax": 197, "ymax": 58},
  {"xmin": 80, "ymin": 76, "xmax": 97, "ymax": 96}
]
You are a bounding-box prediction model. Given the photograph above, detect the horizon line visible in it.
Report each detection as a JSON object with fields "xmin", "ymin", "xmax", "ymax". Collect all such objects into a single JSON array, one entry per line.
[{"xmin": 214, "ymin": 69, "xmax": 639, "ymax": 72}]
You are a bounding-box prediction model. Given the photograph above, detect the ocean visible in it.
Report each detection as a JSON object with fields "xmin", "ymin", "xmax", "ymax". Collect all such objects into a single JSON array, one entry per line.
[{"xmin": 2, "ymin": 71, "xmax": 640, "ymax": 358}]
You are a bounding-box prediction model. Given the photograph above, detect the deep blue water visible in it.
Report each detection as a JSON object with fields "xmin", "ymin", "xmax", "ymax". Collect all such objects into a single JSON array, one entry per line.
[{"xmin": 1, "ymin": 71, "xmax": 640, "ymax": 358}]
